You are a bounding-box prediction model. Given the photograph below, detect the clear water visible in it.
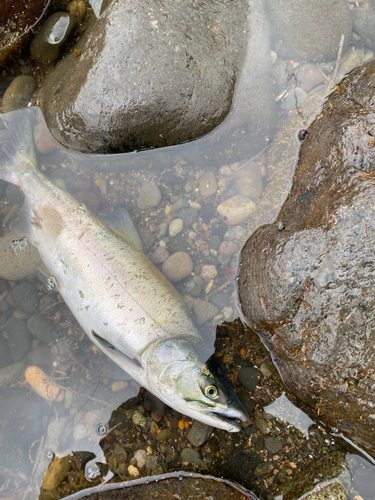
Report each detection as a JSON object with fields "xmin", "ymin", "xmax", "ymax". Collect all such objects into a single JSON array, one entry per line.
[{"xmin": 1, "ymin": 1, "xmax": 375, "ymax": 499}]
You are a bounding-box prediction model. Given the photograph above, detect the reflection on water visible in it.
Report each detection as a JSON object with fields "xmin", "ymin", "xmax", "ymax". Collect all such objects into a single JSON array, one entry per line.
[{"xmin": 1, "ymin": 2, "xmax": 375, "ymax": 499}]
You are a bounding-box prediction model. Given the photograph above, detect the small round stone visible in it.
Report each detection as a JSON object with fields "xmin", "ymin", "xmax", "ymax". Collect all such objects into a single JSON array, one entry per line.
[
  {"xmin": 265, "ymin": 437, "xmax": 283, "ymax": 454},
  {"xmin": 162, "ymin": 252, "xmax": 193, "ymax": 282},
  {"xmin": 200, "ymin": 264, "xmax": 217, "ymax": 281},
  {"xmin": 169, "ymin": 218, "xmax": 184, "ymax": 237},
  {"xmin": 217, "ymin": 195, "xmax": 256, "ymax": 225},
  {"xmin": 128, "ymin": 465, "xmax": 140, "ymax": 477},
  {"xmin": 132, "ymin": 410, "xmax": 147, "ymax": 427},
  {"xmin": 219, "ymin": 240, "xmax": 239, "ymax": 255},
  {"xmin": 199, "ymin": 171, "xmax": 217, "ymax": 198},
  {"xmin": 150, "ymin": 246, "xmax": 169, "ymax": 264},
  {"xmin": 137, "ymin": 180, "xmax": 162, "ymax": 209}
]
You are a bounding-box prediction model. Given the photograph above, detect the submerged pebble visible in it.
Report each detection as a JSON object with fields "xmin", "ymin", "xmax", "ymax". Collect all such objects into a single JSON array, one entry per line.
[
  {"xmin": 9, "ymin": 282, "xmax": 39, "ymax": 313},
  {"xmin": 169, "ymin": 218, "xmax": 183, "ymax": 237},
  {"xmin": 162, "ymin": 251, "xmax": 193, "ymax": 282},
  {"xmin": 25, "ymin": 366, "xmax": 64, "ymax": 402},
  {"xmin": 0, "ymin": 362, "xmax": 24, "ymax": 385},
  {"xmin": 6, "ymin": 317, "xmax": 32, "ymax": 362},
  {"xmin": 217, "ymin": 195, "xmax": 256, "ymax": 225},
  {"xmin": 27, "ymin": 313, "xmax": 51, "ymax": 343},
  {"xmin": 150, "ymin": 246, "xmax": 169, "ymax": 264},
  {"xmin": 137, "ymin": 180, "xmax": 162, "ymax": 209},
  {"xmin": 199, "ymin": 171, "xmax": 217, "ymax": 198},
  {"xmin": 0, "ymin": 232, "xmax": 40, "ymax": 281},
  {"xmin": 193, "ymin": 298, "xmax": 219, "ymax": 324}
]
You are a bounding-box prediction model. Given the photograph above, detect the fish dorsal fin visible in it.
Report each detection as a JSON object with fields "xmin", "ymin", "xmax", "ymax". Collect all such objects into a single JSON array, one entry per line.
[
  {"xmin": 102, "ymin": 207, "xmax": 143, "ymax": 252},
  {"xmin": 9, "ymin": 200, "xmax": 35, "ymax": 244}
]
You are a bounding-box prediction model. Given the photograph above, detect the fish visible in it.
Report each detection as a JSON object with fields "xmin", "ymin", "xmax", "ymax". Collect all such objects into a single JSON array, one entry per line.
[{"xmin": 0, "ymin": 113, "xmax": 248, "ymax": 431}]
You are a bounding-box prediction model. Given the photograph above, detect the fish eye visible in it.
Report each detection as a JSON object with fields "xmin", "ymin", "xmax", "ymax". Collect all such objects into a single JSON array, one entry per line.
[{"xmin": 205, "ymin": 385, "xmax": 218, "ymax": 399}]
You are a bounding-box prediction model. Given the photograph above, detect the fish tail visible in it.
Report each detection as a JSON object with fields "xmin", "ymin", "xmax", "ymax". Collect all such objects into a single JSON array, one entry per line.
[{"xmin": 0, "ymin": 114, "xmax": 37, "ymax": 184}]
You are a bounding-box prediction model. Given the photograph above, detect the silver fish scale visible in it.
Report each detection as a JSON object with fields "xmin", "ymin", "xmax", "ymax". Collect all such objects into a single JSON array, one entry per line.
[{"xmin": 18, "ymin": 169, "xmax": 202, "ymax": 359}]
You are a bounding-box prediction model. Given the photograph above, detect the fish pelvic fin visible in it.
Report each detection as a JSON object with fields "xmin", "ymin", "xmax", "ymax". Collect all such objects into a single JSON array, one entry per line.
[{"xmin": 0, "ymin": 113, "xmax": 37, "ymax": 184}]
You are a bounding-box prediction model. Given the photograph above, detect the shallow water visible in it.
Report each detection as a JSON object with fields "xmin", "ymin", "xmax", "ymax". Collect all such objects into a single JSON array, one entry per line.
[{"xmin": 1, "ymin": 0, "xmax": 375, "ymax": 499}]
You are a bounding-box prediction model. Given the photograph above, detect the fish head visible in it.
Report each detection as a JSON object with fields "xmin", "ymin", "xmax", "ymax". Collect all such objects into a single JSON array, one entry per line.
[{"xmin": 146, "ymin": 340, "xmax": 248, "ymax": 432}]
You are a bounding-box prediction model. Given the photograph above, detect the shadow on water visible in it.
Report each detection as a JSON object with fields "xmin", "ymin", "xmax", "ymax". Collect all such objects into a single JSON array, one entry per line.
[{"xmin": 2, "ymin": 1, "xmax": 375, "ymax": 499}]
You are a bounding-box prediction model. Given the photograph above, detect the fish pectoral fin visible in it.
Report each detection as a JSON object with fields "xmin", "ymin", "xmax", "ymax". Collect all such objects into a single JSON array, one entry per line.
[
  {"xmin": 91, "ymin": 330, "xmax": 145, "ymax": 382},
  {"xmin": 9, "ymin": 200, "xmax": 36, "ymax": 244},
  {"xmin": 37, "ymin": 264, "xmax": 59, "ymax": 293},
  {"xmin": 102, "ymin": 207, "xmax": 143, "ymax": 252}
]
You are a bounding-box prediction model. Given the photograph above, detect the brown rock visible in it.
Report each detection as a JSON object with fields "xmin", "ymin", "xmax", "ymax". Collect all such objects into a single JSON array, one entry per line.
[{"xmin": 238, "ymin": 59, "xmax": 375, "ymax": 459}]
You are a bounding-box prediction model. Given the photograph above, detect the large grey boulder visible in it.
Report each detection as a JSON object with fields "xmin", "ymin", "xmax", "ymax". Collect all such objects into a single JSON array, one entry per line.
[
  {"xmin": 40, "ymin": 0, "xmax": 249, "ymax": 154},
  {"xmin": 238, "ymin": 59, "xmax": 375, "ymax": 459}
]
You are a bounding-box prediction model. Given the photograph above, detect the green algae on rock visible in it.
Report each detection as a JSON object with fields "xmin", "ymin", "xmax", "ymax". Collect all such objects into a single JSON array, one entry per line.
[{"xmin": 238, "ymin": 58, "xmax": 375, "ymax": 458}]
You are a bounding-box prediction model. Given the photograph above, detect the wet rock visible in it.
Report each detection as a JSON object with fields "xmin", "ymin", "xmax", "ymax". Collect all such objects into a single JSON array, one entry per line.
[
  {"xmin": 169, "ymin": 218, "xmax": 184, "ymax": 237},
  {"xmin": 266, "ymin": 0, "xmax": 352, "ymax": 62},
  {"xmin": 27, "ymin": 313, "xmax": 51, "ymax": 343},
  {"xmin": 9, "ymin": 282, "xmax": 39, "ymax": 313},
  {"xmin": 150, "ymin": 246, "xmax": 169, "ymax": 265},
  {"xmin": 0, "ymin": 0, "xmax": 50, "ymax": 65},
  {"xmin": 180, "ymin": 448, "xmax": 203, "ymax": 465},
  {"xmin": 199, "ymin": 171, "xmax": 217, "ymax": 198},
  {"xmin": 238, "ymin": 367, "xmax": 260, "ymax": 392},
  {"xmin": 217, "ymin": 195, "xmax": 256, "ymax": 225},
  {"xmin": 264, "ymin": 437, "xmax": 282, "ymax": 454},
  {"xmin": 2, "ymin": 75, "xmax": 36, "ymax": 113},
  {"xmin": 187, "ymin": 421, "xmax": 213, "ymax": 447},
  {"xmin": 0, "ymin": 336, "xmax": 11, "ymax": 369},
  {"xmin": 281, "ymin": 452, "xmax": 350, "ymax": 500},
  {"xmin": 0, "ymin": 361, "xmax": 24, "ymax": 385},
  {"xmin": 41, "ymin": 0, "xmax": 248, "ymax": 153},
  {"xmin": 137, "ymin": 180, "xmax": 162, "ymax": 210},
  {"xmin": 162, "ymin": 251, "xmax": 193, "ymax": 282},
  {"xmin": 192, "ymin": 298, "xmax": 219, "ymax": 325},
  {"xmin": 6, "ymin": 317, "xmax": 32, "ymax": 362},
  {"xmin": 234, "ymin": 162, "xmax": 263, "ymax": 202},
  {"xmin": 238, "ymin": 59, "xmax": 375, "ymax": 458},
  {"xmin": 30, "ymin": 12, "xmax": 78, "ymax": 65},
  {"xmin": 0, "ymin": 232, "xmax": 40, "ymax": 281}
]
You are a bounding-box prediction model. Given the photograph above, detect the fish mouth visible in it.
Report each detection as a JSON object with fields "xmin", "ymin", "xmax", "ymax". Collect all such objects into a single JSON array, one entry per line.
[{"xmin": 201, "ymin": 407, "xmax": 248, "ymax": 432}]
